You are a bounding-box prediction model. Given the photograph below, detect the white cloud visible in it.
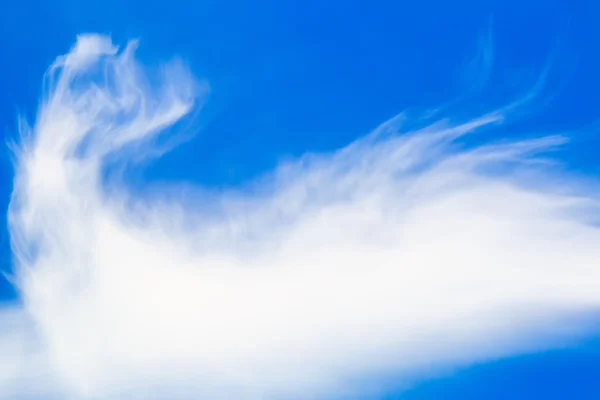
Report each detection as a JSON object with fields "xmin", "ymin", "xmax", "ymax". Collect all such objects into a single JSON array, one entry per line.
[{"xmin": 2, "ymin": 34, "xmax": 600, "ymax": 399}]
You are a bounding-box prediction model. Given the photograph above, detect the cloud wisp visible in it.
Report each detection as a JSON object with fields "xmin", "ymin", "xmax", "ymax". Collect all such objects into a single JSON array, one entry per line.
[{"xmin": 2, "ymin": 34, "xmax": 600, "ymax": 399}]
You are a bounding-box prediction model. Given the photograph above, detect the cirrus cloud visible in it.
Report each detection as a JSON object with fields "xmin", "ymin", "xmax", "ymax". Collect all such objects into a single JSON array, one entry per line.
[{"xmin": 2, "ymin": 34, "xmax": 600, "ymax": 399}]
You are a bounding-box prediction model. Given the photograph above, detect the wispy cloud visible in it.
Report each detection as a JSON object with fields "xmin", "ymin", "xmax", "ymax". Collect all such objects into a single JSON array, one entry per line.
[{"xmin": 2, "ymin": 34, "xmax": 600, "ymax": 399}]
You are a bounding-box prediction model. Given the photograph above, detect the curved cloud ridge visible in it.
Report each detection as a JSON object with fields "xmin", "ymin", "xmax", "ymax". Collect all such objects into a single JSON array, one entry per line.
[{"xmin": 4, "ymin": 34, "xmax": 600, "ymax": 399}]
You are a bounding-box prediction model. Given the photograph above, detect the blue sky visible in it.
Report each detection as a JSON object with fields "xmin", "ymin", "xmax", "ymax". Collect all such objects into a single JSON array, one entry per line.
[{"xmin": 1, "ymin": 0, "xmax": 600, "ymax": 399}]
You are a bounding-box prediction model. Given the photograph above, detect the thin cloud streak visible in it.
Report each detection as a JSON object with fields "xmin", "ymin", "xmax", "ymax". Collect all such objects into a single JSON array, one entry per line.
[{"xmin": 2, "ymin": 34, "xmax": 600, "ymax": 399}]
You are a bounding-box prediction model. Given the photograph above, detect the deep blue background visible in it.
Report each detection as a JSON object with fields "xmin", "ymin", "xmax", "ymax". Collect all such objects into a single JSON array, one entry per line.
[{"xmin": 1, "ymin": 0, "xmax": 600, "ymax": 397}]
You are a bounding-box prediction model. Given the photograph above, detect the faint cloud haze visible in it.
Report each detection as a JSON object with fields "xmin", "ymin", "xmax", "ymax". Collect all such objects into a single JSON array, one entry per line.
[{"xmin": 1, "ymin": 34, "xmax": 600, "ymax": 399}]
